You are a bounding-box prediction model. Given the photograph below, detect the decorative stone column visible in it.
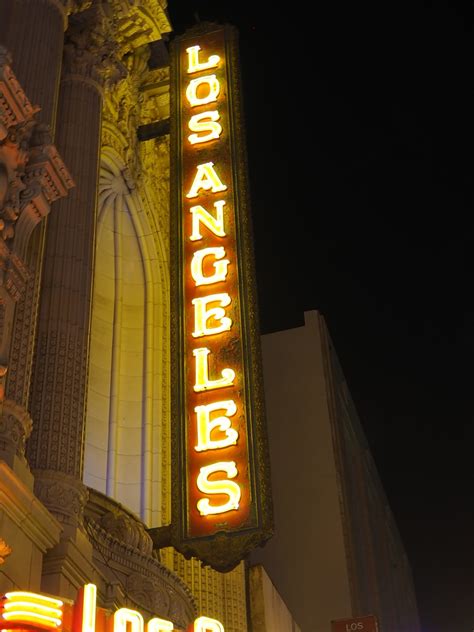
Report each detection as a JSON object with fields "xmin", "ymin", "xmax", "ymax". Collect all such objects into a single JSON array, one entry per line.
[
  {"xmin": 0, "ymin": 0, "xmax": 67, "ymax": 128},
  {"xmin": 26, "ymin": 4, "xmax": 125, "ymax": 597},
  {"xmin": 0, "ymin": 0, "xmax": 89, "ymax": 424},
  {"xmin": 0, "ymin": 1, "xmax": 65, "ymax": 407},
  {"xmin": 0, "ymin": 0, "xmax": 67, "ymax": 387},
  {"xmin": 0, "ymin": 48, "xmax": 73, "ymax": 487},
  {"xmin": 0, "ymin": 48, "xmax": 71, "ymax": 594}
]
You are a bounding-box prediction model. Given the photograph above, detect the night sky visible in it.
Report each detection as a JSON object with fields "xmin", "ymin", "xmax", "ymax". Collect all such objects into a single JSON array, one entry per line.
[{"xmin": 168, "ymin": 2, "xmax": 473, "ymax": 631}]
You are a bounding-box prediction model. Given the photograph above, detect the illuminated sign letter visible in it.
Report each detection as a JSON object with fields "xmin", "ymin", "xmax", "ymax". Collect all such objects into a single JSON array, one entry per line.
[
  {"xmin": 81, "ymin": 584, "xmax": 96, "ymax": 632},
  {"xmin": 190, "ymin": 201, "xmax": 226, "ymax": 241},
  {"xmin": 191, "ymin": 247, "xmax": 230, "ymax": 286},
  {"xmin": 186, "ymin": 75, "xmax": 220, "ymax": 107},
  {"xmin": 147, "ymin": 618, "xmax": 173, "ymax": 632},
  {"xmin": 194, "ymin": 616, "xmax": 225, "ymax": 632},
  {"xmin": 186, "ymin": 45, "xmax": 220, "ymax": 74},
  {"xmin": 196, "ymin": 462, "xmax": 241, "ymax": 515},
  {"xmin": 188, "ymin": 111, "xmax": 222, "ymax": 145},
  {"xmin": 114, "ymin": 609, "xmax": 143, "ymax": 632},
  {"xmin": 192, "ymin": 293, "xmax": 232, "ymax": 337},
  {"xmin": 194, "ymin": 399, "xmax": 238, "ymax": 450},
  {"xmin": 1, "ymin": 591, "xmax": 63, "ymax": 629},
  {"xmin": 193, "ymin": 347, "xmax": 235, "ymax": 392},
  {"xmin": 186, "ymin": 162, "xmax": 227, "ymax": 199}
]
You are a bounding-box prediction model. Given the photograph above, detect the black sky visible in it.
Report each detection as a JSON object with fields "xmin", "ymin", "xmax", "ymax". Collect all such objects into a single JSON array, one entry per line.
[{"xmin": 168, "ymin": 2, "xmax": 474, "ymax": 630}]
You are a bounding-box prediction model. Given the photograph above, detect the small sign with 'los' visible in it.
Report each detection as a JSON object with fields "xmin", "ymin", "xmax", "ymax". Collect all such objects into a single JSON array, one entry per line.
[{"xmin": 331, "ymin": 615, "xmax": 379, "ymax": 632}]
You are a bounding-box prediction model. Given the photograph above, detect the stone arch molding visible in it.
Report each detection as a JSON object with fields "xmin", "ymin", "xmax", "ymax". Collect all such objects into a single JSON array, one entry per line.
[{"xmin": 84, "ymin": 147, "xmax": 167, "ymax": 527}]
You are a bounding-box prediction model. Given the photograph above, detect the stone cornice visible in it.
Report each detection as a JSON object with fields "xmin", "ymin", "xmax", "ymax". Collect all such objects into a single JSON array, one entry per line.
[
  {"xmin": 0, "ymin": 460, "xmax": 62, "ymax": 552},
  {"xmin": 0, "ymin": 47, "xmax": 39, "ymax": 141}
]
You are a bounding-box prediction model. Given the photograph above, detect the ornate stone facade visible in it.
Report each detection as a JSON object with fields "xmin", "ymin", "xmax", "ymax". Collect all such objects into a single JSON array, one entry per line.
[
  {"xmin": 0, "ymin": 47, "xmax": 73, "ymax": 482},
  {"xmin": 1, "ymin": 2, "xmax": 250, "ymax": 629}
]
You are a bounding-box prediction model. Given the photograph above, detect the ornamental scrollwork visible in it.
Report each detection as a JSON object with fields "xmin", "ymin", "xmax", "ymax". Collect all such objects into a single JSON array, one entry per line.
[
  {"xmin": 100, "ymin": 511, "xmax": 154, "ymax": 556},
  {"xmin": 63, "ymin": 5, "xmax": 127, "ymax": 90}
]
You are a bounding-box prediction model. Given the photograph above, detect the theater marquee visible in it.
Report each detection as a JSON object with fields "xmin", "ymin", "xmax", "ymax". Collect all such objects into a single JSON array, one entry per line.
[
  {"xmin": 0, "ymin": 585, "xmax": 224, "ymax": 632},
  {"xmin": 168, "ymin": 23, "xmax": 272, "ymax": 571}
]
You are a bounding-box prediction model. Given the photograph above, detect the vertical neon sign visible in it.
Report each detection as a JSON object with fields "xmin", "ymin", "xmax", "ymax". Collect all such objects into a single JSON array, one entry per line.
[{"xmin": 169, "ymin": 23, "xmax": 272, "ymax": 572}]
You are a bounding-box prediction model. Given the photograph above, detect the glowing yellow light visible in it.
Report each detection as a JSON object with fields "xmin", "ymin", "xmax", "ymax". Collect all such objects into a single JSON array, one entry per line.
[
  {"xmin": 4, "ymin": 593, "xmax": 63, "ymax": 608},
  {"xmin": 146, "ymin": 617, "xmax": 173, "ymax": 632},
  {"xmin": 186, "ymin": 162, "xmax": 227, "ymax": 199},
  {"xmin": 1, "ymin": 612, "xmax": 62, "ymax": 627},
  {"xmin": 192, "ymin": 293, "xmax": 232, "ymax": 338},
  {"xmin": 191, "ymin": 247, "xmax": 229, "ymax": 286},
  {"xmin": 196, "ymin": 462, "xmax": 241, "ymax": 516},
  {"xmin": 194, "ymin": 616, "xmax": 225, "ymax": 632},
  {"xmin": 81, "ymin": 584, "xmax": 96, "ymax": 632},
  {"xmin": 114, "ymin": 609, "xmax": 144, "ymax": 632},
  {"xmin": 193, "ymin": 348, "xmax": 235, "ymax": 393},
  {"xmin": 3, "ymin": 603, "xmax": 61, "ymax": 616},
  {"xmin": 194, "ymin": 400, "xmax": 238, "ymax": 451},
  {"xmin": 188, "ymin": 111, "xmax": 222, "ymax": 145},
  {"xmin": 186, "ymin": 75, "xmax": 220, "ymax": 107},
  {"xmin": 186, "ymin": 45, "xmax": 220, "ymax": 74},
  {"xmin": 190, "ymin": 201, "xmax": 226, "ymax": 241},
  {"xmin": 2, "ymin": 592, "xmax": 63, "ymax": 629}
]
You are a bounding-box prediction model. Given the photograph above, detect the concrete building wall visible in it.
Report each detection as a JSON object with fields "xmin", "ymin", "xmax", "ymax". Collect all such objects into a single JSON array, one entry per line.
[
  {"xmin": 252, "ymin": 311, "xmax": 352, "ymax": 632},
  {"xmin": 253, "ymin": 310, "xmax": 420, "ymax": 632},
  {"xmin": 323, "ymin": 332, "xmax": 420, "ymax": 632},
  {"xmin": 249, "ymin": 565, "xmax": 301, "ymax": 632}
]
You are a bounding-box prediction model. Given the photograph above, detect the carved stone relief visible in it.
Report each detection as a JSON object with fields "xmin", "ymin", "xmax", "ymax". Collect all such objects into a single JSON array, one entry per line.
[
  {"xmin": 84, "ymin": 489, "xmax": 196, "ymax": 630},
  {"xmin": 63, "ymin": 4, "xmax": 127, "ymax": 91},
  {"xmin": 139, "ymin": 68, "xmax": 170, "ymax": 126},
  {"xmin": 107, "ymin": 0, "xmax": 171, "ymax": 54},
  {"xmin": 100, "ymin": 511, "xmax": 154, "ymax": 557}
]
